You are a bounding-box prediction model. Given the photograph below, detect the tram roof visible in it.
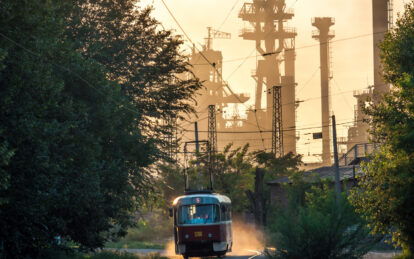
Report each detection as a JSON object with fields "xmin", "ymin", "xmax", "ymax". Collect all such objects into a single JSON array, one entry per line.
[{"xmin": 173, "ymin": 193, "xmax": 231, "ymax": 206}]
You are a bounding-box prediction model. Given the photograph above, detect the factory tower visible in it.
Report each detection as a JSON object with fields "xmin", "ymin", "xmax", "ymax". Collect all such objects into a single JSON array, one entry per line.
[
  {"xmin": 239, "ymin": 0, "xmax": 297, "ymax": 154},
  {"xmin": 312, "ymin": 17, "xmax": 335, "ymax": 165}
]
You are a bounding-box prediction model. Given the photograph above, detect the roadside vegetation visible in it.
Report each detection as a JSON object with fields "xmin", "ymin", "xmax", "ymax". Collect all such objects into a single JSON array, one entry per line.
[
  {"xmin": 266, "ymin": 175, "xmax": 379, "ymax": 259},
  {"xmin": 0, "ymin": 0, "xmax": 200, "ymax": 257},
  {"xmin": 39, "ymin": 250, "xmax": 167, "ymax": 259},
  {"xmin": 104, "ymin": 209, "xmax": 171, "ymax": 250},
  {"xmin": 349, "ymin": 2, "xmax": 414, "ymax": 257},
  {"xmin": 1, "ymin": 0, "xmax": 414, "ymax": 257}
]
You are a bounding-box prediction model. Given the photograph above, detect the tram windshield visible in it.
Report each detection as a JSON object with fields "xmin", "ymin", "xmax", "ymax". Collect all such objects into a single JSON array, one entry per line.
[{"xmin": 178, "ymin": 204, "xmax": 219, "ymax": 224}]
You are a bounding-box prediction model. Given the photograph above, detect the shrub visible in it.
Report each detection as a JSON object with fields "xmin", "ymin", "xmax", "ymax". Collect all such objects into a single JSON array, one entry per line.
[{"xmin": 266, "ymin": 184, "xmax": 379, "ymax": 259}]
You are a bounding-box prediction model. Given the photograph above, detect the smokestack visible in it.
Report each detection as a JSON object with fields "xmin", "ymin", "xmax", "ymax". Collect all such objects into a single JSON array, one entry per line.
[
  {"xmin": 312, "ymin": 17, "xmax": 335, "ymax": 166},
  {"xmin": 372, "ymin": 0, "xmax": 392, "ymax": 97}
]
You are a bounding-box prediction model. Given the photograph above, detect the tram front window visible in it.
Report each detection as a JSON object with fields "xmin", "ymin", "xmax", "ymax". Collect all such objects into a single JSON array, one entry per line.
[{"xmin": 178, "ymin": 204, "xmax": 219, "ymax": 224}]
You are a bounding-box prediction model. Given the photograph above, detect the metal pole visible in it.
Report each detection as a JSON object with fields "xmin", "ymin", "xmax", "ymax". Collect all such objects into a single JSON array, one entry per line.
[
  {"xmin": 184, "ymin": 143, "xmax": 189, "ymax": 191},
  {"xmin": 332, "ymin": 115, "xmax": 341, "ymax": 204},
  {"xmin": 194, "ymin": 122, "xmax": 200, "ymax": 190},
  {"xmin": 194, "ymin": 122, "xmax": 200, "ymax": 153}
]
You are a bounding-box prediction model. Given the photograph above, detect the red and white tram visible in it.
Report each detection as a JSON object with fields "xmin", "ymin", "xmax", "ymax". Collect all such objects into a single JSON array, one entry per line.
[{"xmin": 170, "ymin": 190, "xmax": 232, "ymax": 259}]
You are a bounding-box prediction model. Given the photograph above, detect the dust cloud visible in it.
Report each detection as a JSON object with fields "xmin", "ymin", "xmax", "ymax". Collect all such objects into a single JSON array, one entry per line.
[
  {"xmin": 164, "ymin": 220, "xmax": 264, "ymax": 258},
  {"xmin": 229, "ymin": 220, "xmax": 264, "ymax": 255},
  {"xmin": 165, "ymin": 240, "xmax": 176, "ymax": 257}
]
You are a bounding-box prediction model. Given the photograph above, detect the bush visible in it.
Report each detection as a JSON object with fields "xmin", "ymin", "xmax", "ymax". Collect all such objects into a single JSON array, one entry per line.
[
  {"xmin": 37, "ymin": 250, "xmax": 167, "ymax": 259},
  {"xmin": 266, "ymin": 184, "xmax": 379, "ymax": 259},
  {"xmin": 105, "ymin": 209, "xmax": 172, "ymax": 249}
]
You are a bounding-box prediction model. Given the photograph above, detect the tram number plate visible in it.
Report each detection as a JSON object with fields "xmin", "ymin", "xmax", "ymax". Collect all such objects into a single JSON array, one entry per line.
[{"xmin": 194, "ymin": 231, "xmax": 202, "ymax": 237}]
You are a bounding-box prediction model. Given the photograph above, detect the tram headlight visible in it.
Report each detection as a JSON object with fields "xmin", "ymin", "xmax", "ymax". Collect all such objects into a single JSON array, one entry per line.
[{"xmin": 185, "ymin": 234, "xmax": 189, "ymax": 239}]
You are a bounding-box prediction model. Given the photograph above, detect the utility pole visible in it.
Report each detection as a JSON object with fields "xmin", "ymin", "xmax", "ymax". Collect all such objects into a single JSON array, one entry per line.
[
  {"xmin": 208, "ymin": 105, "xmax": 217, "ymax": 190},
  {"xmin": 165, "ymin": 115, "xmax": 177, "ymax": 161},
  {"xmin": 272, "ymin": 86, "xmax": 283, "ymax": 157},
  {"xmin": 194, "ymin": 122, "xmax": 200, "ymax": 153},
  {"xmin": 194, "ymin": 122, "xmax": 200, "ymax": 190},
  {"xmin": 332, "ymin": 115, "xmax": 341, "ymax": 204}
]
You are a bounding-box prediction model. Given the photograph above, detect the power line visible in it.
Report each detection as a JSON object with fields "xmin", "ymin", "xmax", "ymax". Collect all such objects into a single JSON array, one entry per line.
[
  {"xmin": 248, "ymin": 86, "xmax": 371, "ymax": 113},
  {"xmin": 160, "ymin": 0, "xmax": 266, "ymax": 149},
  {"xmin": 297, "ymin": 66, "xmax": 320, "ymax": 95},
  {"xmin": 0, "ymin": 32, "xmax": 142, "ymax": 117},
  {"xmin": 332, "ymin": 78, "xmax": 354, "ymax": 112},
  {"xmin": 217, "ymin": 0, "xmax": 242, "ymax": 31},
  {"xmin": 192, "ymin": 30, "xmax": 389, "ymax": 65},
  {"xmin": 225, "ymin": 48, "xmax": 257, "ymax": 80},
  {"xmin": 181, "ymin": 119, "xmax": 360, "ymax": 134}
]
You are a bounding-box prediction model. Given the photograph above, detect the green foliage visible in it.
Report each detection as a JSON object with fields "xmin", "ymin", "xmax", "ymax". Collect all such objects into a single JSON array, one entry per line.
[
  {"xmin": 267, "ymin": 183, "xmax": 377, "ymax": 259},
  {"xmin": 254, "ymin": 151, "xmax": 303, "ymax": 217},
  {"xmin": 253, "ymin": 151, "xmax": 302, "ymax": 191},
  {"xmin": 214, "ymin": 144, "xmax": 254, "ymax": 213},
  {"xmin": 66, "ymin": 0, "xmax": 202, "ymax": 155},
  {"xmin": 105, "ymin": 240, "xmax": 165, "ymax": 250},
  {"xmin": 39, "ymin": 250, "xmax": 167, "ymax": 259},
  {"xmin": 349, "ymin": 2, "xmax": 414, "ymax": 255},
  {"xmin": 0, "ymin": 0, "xmax": 199, "ymax": 257},
  {"xmin": 172, "ymin": 143, "xmax": 255, "ymax": 213},
  {"xmin": 154, "ymin": 163, "xmax": 186, "ymax": 211},
  {"xmin": 123, "ymin": 211, "xmax": 172, "ymax": 243},
  {"xmin": 350, "ymin": 147, "xmax": 414, "ymax": 251},
  {"xmin": 393, "ymin": 251, "xmax": 414, "ymax": 259},
  {"xmin": 380, "ymin": 2, "xmax": 414, "ymax": 84},
  {"xmin": 0, "ymin": 132, "xmax": 14, "ymax": 205}
]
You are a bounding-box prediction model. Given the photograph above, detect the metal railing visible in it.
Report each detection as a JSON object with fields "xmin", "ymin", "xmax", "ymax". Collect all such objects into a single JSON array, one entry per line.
[
  {"xmin": 353, "ymin": 88, "xmax": 371, "ymax": 97},
  {"xmin": 339, "ymin": 143, "xmax": 379, "ymax": 166}
]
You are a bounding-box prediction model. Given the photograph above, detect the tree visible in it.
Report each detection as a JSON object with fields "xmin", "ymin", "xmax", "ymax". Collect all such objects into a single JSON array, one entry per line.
[
  {"xmin": 0, "ymin": 0, "xmax": 199, "ymax": 257},
  {"xmin": 214, "ymin": 144, "xmax": 254, "ymax": 213},
  {"xmin": 167, "ymin": 143, "xmax": 254, "ymax": 214},
  {"xmin": 247, "ymin": 151, "xmax": 302, "ymax": 227},
  {"xmin": 268, "ymin": 182, "xmax": 376, "ymax": 259},
  {"xmin": 65, "ymin": 0, "xmax": 202, "ymax": 157},
  {"xmin": 350, "ymin": 2, "xmax": 414, "ymax": 255}
]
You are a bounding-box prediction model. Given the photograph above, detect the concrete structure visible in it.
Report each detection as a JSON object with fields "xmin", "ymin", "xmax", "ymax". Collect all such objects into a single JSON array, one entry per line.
[
  {"xmin": 346, "ymin": 88, "xmax": 372, "ymax": 151},
  {"xmin": 312, "ymin": 17, "xmax": 335, "ymax": 166},
  {"xmin": 346, "ymin": 0, "xmax": 392, "ymax": 152},
  {"xmin": 372, "ymin": 0, "xmax": 392, "ymax": 98},
  {"xmin": 239, "ymin": 0, "xmax": 297, "ymax": 154}
]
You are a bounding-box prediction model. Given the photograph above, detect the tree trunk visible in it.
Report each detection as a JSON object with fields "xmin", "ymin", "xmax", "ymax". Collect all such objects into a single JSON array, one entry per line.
[{"xmin": 246, "ymin": 167, "xmax": 265, "ymax": 228}]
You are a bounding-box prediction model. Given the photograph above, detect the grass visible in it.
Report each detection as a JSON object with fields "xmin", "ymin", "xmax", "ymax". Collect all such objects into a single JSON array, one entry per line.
[
  {"xmin": 104, "ymin": 240, "xmax": 165, "ymax": 250},
  {"xmin": 40, "ymin": 250, "xmax": 168, "ymax": 259},
  {"xmin": 83, "ymin": 251, "xmax": 167, "ymax": 259}
]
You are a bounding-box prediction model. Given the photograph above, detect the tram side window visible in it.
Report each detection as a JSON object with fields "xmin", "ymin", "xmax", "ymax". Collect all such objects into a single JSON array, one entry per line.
[{"xmin": 221, "ymin": 204, "xmax": 231, "ymax": 221}]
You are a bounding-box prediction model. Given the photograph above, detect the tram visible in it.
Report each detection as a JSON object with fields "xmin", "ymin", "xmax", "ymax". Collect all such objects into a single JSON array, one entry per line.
[{"xmin": 170, "ymin": 190, "xmax": 232, "ymax": 258}]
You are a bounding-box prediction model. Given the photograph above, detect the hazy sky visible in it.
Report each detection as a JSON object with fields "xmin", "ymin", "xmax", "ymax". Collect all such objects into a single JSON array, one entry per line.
[{"xmin": 139, "ymin": 0, "xmax": 406, "ymax": 161}]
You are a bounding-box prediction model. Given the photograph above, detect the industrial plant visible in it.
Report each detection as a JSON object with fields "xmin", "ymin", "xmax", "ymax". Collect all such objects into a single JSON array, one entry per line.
[{"xmin": 178, "ymin": 0, "xmax": 393, "ymax": 168}]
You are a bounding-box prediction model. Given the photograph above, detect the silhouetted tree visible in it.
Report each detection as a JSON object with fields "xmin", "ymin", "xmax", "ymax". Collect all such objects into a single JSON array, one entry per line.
[
  {"xmin": 0, "ymin": 0, "xmax": 200, "ymax": 257},
  {"xmin": 350, "ymin": 2, "xmax": 414, "ymax": 256}
]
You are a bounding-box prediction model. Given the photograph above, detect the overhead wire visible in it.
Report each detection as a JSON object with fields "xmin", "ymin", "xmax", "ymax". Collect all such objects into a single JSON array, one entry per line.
[
  {"xmin": 248, "ymin": 86, "xmax": 371, "ymax": 113},
  {"xmin": 190, "ymin": 30, "xmax": 390, "ymax": 65},
  {"xmin": 180, "ymin": 119, "xmax": 360, "ymax": 134},
  {"xmin": 297, "ymin": 66, "xmax": 320, "ymax": 95},
  {"xmin": 217, "ymin": 0, "xmax": 242, "ymax": 31},
  {"xmin": 0, "ymin": 32, "xmax": 143, "ymax": 117},
  {"xmin": 160, "ymin": 0, "xmax": 380, "ymax": 153},
  {"xmin": 332, "ymin": 78, "xmax": 355, "ymax": 112},
  {"xmin": 160, "ymin": 0, "xmax": 267, "ymax": 149}
]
